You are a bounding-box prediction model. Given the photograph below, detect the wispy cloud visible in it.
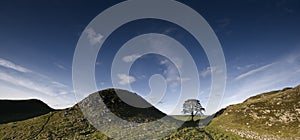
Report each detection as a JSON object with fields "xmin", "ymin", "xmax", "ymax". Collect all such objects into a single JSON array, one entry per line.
[
  {"xmin": 223, "ymin": 67, "xmax": 299, "ymax": 108},
  {"xmin": 159, "ymin": 57, "xmax": 190, "ymax": 93},
  {"xmin": 0, "ymin": 70, "xmax": 69, "ymax": 96},
  {"xmin": 221, "ymin": 52, "xmax": 300, "ymax": 108},
  {"xmin": 235, "ymin": 63, "xmax": 275, "ymax": 80},
  {"xmin": 85, "ymin": 27, "xmax": 103, "ymax": 45},
  {"xmin": 236, "ymin": 64, "xmax": 255, "ymax": 71},
  {"xmin": 122, "ymin": 54, "xmax": 141, "ymax": 63},
  {"xmin": 160, "ymin": 59, "xmax": 189, "ymax": 83},
  {"xmin": 199, "ymin": 66, "xmax": 223, "ymax": 77},
  {"xmin": 54, "ymin": 62, "xmax": 67, "ymax": 70},
  {"xmin": 162, "ymin": 27, "xmax": 177, "ymax": 35},
  {"xmin": 159, "ymin": 59, "xmax": 168, "ymax": 65},
  {"xmin": 166, "ymin": 76, "xmax": 190, "ymax": 83},
  {"xmin": 0, "ymin": 58, "xmax": 75, "ymax": 109},
  {"xmin": 200, "ymin": 67, "xmax": 214, "ymax": 77},
  {"xmin": 117, "ymin": 74, "xmax": 136, "ymax": 85},
  {"xmin": 0, "ymin": 58, "xmax": 72, "ymax": 97},
  {"xmin": 0, "ymin": 58, "xmax": 31, "ymax": 73}
]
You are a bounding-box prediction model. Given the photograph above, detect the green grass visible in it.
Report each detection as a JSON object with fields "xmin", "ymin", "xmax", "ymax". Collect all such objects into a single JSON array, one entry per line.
[
  {"xmin": 1, "ymin": 86, "xmax": 299, "ymax": 139},
  {"xmin": 163, "ymin": 126, "xmax": 210, "ymax": 140},
  {"xmin": 170, "ymin": 115, "xmax": 203, "ymax": 122},
  {"xmin": 205, "ymin": 85, "xmax": 300, "ymax": 139},
  {"xmin": 0, "ymin": 107, "xmax": 110, "ymax": 140},
  {"xmin": 205, "ymin": 117, "xmax": 250, "ymax": 140}
]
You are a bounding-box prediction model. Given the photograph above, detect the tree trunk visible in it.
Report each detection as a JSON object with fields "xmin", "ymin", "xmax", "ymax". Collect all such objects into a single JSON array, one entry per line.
[{"xmin": 191, "ymin": 112, "xmax": 194, "ymax": 121}]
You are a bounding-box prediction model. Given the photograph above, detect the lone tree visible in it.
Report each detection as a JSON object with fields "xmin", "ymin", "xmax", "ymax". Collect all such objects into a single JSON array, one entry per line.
[{"xmin": 182, "ymin": 99, "xmax": 205, "ymax": 121}]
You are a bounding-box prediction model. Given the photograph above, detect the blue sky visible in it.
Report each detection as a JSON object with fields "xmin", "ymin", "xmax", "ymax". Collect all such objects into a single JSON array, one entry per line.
[{"xmin": 0, "ymin": 0, "xmax": 300, "ymax": 115}]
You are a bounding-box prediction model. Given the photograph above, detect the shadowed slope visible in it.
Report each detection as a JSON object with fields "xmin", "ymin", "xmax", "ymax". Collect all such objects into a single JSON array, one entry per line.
[{"xmin": 0, "ymin": 99, "xmax": 54, "ymax": 124}]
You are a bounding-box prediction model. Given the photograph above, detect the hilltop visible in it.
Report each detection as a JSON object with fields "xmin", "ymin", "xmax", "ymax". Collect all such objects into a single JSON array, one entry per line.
[
  {"xmin": 0, "ymin": 99, "xmax": 54, "ymax": 124},
  {"xmin": 79, "ymin": 88, "xmax": 166, "ymax": 122}
]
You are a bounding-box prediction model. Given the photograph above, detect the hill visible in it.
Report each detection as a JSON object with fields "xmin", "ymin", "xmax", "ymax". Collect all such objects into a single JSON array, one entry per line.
[
  {"xmin": 0, "ymin": 86, "xmax": 299, "ymax": 139},
  {"xmin": 0, "ymin": 99, "xmax": 54, "ymax": 124},
  {"xmin": 206, "ymin": 85, "xmax": 300, "ymax": 139},
  {"xmin": 0, "ymin": 89, "xmax": 180, "ymax": 139},
  {"xmin": 79, "ymin": 88, "xmax": 166, "ymax": 122}
]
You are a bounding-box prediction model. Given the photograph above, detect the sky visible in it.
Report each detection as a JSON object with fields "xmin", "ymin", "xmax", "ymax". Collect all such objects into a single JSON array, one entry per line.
[{"xmin": 0, "ymin": 0, "xmax": 300, "ymax": 115}]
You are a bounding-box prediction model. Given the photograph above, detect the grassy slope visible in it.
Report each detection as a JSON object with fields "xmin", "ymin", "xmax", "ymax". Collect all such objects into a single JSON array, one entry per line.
[
  {"xmin": 163, "ymin": 126, "xmax": 210, "ymax": 140},
  {"xmin": 0, "ymin": 105, "xmax": 109, "ymax": 140},
  {"xmin": 0, "ymin": 89, "xmax": 180, "ymax": 139},
  {"xmin": 0, "ymin": 111, "xmax": 213, "ymax": 140},
  {"xmin": 206, "ymin": 85, "xmax": 300, "ymax": 140},
  {"xmin": 1, "ymin": 86, "xmax": 299, "ymax": 139}
]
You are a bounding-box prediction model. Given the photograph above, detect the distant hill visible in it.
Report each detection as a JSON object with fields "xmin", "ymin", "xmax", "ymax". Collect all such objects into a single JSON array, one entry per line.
[
  {"xmin": 0, "ymin": 99, "xmax": 54, "ymax": 124},
  {"xmin": 206, "ymin": 85, "xmax": 300, "ymax": 139}
]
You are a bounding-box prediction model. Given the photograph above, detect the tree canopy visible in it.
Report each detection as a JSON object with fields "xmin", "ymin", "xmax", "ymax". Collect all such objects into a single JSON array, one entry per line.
[{"xmin": 182, "ymin": 99, "xmax": 205, "ymax": 121}]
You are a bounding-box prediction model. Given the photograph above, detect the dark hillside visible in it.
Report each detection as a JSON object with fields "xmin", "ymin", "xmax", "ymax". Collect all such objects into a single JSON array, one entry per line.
[{"xmin": 0, "ymin": 99, "xmax": 54, "ymax": 124}]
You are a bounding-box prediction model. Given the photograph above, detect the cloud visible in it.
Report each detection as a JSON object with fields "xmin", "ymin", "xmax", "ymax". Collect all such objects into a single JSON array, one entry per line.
[
  {"xmin": 199, "ymin": 67, "xmax": 221, "ymax": 77},
  {"xmin": 160, "ymin": 57, "xmax": 190, "ymax": 94},
  {"xmin": 54, "ymin": 62, "xmax": 67, "ymax": 70},
  {"xmin": 159, "ymin": 57, "xmax": 182, "ymax": 69},
  {"xmin": 0, "ymin": 58, "xmax": 31, "ymax": 73},
  {"xmin": 166, "ymin": 76, "xmax": 190, "ymax": 83},
  {"xmin": 85, "ymin": 27, "xmax": 103, "ymax": 45},
  {"xmin": 122, "ymin": 54, "xmax": 141, "ymax": 63},
  {"xmin": 286, "ymin": 51, "xmax": 300, "ymax": 65},
  {"xmin": 235, "ymin": 63, "xmax": 275, "ymax": 80},
  {"xmin": 162, "ymin": 27, "xmax": 177, "ymax": 35},
  {"xmin": 158, "ymin": 57, "xmax": 191, "ymax": 86},
  {"xmin": 0, "ymin": 80, "xmax": 75, "ymax": 109},
  {"xmin": 0, "ymin": 69, "xmax": 70, "ymax": 96},
  {"xmin": 221, "ymin": 52, "xmax": 300, "ymax": 109},
  {"xmin": 200, "ymin": 67, "xmax": 212, "ymax": 77},
  {"xmin": 236, "ymin": 64, "xmax": 255, "ymax": 71},
  {"xmin": 117, "ymin": 74, "xmax": 136, "ymax": 85},
  {"xmin": 223, "ymin": 66, "xmax": 299, "ymax": 108},
  {"xmin": 51, "ymin": 81, "xmax": 68, "ymax": 88},
  {"xmin": 159, "ymin": 59, "xmax": 168, "ymax": 65},
  {"xmin": 0, "ymin": 59, "xmax": 72, "ymax": 97},
  {"xmin": 0, "ymin": 58, "xmax": 76, "ymax": 109}
]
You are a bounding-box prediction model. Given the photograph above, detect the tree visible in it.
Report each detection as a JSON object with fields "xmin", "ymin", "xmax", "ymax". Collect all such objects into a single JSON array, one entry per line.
[{"xmin": 182, "ymin": 99, "xmax": 205, "ymax": 121}]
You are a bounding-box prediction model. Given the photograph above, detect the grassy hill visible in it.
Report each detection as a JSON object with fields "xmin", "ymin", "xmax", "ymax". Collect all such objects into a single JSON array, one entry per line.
[
  {"xmin": 79, "ymin": 88, "xmax": 166, "ymax": 123},
  {"xmin": 0, "ymin": 89, "xmax": 181, "ymax": 139},
  {"xmin": 206, "ymin": 85, "xmax": 300, "ymax": 139},
  {"xmin": 0, "ymin": 99, "xmax": 54, "ymax": 124},
  {"xmin": 76, "ymin": 88, "xmax": 182, "ymax": 139},
  {"xmin": 0, "ymin": 86, "xmax": 299, "ymax": 139}
]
